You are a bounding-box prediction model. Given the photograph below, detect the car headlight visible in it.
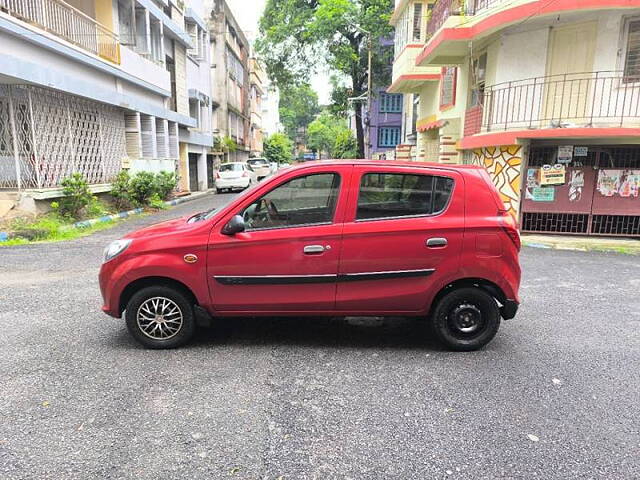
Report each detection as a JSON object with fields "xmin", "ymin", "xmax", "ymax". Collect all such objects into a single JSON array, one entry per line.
[{"xmin": 103, "ymin": 239, "xmax": 132, "ymax": 263}]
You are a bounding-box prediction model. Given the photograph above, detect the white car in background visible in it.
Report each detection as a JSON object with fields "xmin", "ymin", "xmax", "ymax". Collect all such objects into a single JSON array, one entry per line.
[
  {"xmin": 214, "ymin": 162, "xmax": 257, "ymax": 193},
  {"xmin": 247, "ymin": 158, "xmax": 272, "ymax": 180}
]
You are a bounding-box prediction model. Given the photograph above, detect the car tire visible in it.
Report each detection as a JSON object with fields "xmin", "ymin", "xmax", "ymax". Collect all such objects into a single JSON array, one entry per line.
[
  {"xmin": 125, "ymin": 285, "xmax": 196, "ymax": 349},
  {"xmin": 431, "ymin": 287, "xmax": 500, "ymax": 351}
]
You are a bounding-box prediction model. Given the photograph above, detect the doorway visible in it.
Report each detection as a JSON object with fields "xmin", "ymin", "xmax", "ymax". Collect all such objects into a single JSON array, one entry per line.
[{"xmin": 188, "ymin": 153, "xmax": 199, "ymax": 192}]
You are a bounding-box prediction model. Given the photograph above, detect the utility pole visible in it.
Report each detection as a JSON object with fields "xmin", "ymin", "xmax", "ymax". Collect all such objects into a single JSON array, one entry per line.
[{"xmin": 366, "ymin": 32, "xmax": 372, "ymax": 159}]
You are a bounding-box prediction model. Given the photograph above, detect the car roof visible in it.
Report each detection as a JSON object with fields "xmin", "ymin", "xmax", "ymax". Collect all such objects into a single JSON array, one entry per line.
[{"xmin": 288, "ymin": 159, "xmax": 484, "ymax": 172}]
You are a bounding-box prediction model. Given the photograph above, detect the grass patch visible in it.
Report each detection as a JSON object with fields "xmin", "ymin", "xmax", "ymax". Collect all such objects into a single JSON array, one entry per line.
[{"xmin": 0, "ymin": 212, "xmax": 123, "ymax": 247}]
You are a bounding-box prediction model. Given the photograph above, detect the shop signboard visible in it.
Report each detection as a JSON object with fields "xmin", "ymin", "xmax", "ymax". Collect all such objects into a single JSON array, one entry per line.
[
  {"xmin": 531, "ymin": 187, "xmax": 555, "ymax": 202},
  {"xmin": 539, "ymin": 164, "xmax": 566, "ymax": 185}
]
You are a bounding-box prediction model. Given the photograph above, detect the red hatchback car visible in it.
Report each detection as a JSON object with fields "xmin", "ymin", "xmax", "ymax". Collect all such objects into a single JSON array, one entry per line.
[{"xmin": 99, "ymin": 161, "xmax": 521, "ymax": 351}]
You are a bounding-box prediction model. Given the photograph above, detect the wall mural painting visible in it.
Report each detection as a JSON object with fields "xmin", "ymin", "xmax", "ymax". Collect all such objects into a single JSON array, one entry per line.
[{"xmin": 472, "ymin": 145, "xmax": 523, "ymax": 216}]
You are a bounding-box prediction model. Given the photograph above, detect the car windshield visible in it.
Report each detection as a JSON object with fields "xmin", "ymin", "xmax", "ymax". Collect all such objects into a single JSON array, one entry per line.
[{"xmin": 220, "ymin": 163, "xmax": 243, "ymax": 172}]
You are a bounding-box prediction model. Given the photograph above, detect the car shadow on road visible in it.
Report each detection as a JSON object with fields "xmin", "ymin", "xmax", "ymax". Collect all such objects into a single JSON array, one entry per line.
[{"xmin": 187, "ymin": 316, "xmax": 446, "ymax": 351}]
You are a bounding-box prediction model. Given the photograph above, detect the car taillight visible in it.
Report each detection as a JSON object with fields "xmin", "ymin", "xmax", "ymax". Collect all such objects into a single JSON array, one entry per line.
[
  {"xmin": 499, "ymin": 209, "xmax": 521, "ymax": 251},
  {"xmin": 215, "ymin": 172, "xmax": 220, "ymax": 179},
  {"xmin": 242, "ymin": 171, "xmax": 249, "ymax": 177}
]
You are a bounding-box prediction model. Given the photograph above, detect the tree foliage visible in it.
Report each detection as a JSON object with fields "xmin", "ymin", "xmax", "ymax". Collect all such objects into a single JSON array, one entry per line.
[
  {"xmin": 264, "ymin": 133, "xmax": 294, "ymax": 164},
  {"xmin": 279, "ymin": 83, "xmax": 320, "ymax": 141},
  {"xmin": 307, "ymin": 111, "xmax": 357, "ymax": 159},
  {"xmin": 257, "ymin": 0, "xmax": 394, "ymax": 157}
]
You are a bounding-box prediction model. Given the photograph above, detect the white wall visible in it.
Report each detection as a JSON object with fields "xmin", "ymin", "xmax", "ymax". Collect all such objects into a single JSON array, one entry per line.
[
  {"xmin": 493, "ymin": 27, "xmax": 550, "ymax": 85},
  {"xmin": 120, "ymin": 46, "xmax": 171, "ymax": 92}
]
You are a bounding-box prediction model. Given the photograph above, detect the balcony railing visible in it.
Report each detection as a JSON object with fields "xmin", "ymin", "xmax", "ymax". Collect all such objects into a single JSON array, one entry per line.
[
  {"xmin": 0, "ymin": 0, "xmax": 120, "ymax": 64},
  {"xmin": 480, "ymin": 71, "xmax": 640, "ymax": 132},
  {"xmin": 427, "ymin": 0, "xmax": 508, "ymax": 35}
]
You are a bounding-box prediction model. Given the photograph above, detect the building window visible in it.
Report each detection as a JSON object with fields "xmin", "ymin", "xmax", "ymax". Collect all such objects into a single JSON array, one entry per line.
[
  {"xmin": 394, "ymin": 2, "xmax": 424, "ymax": 57},
  {"xmin": 378, "ymin": 127, "xmax": 401, "ymax": 148},
  {"xmin": 469, "ymin": 53, "xmax": 487, "ymax": 107},
  {"xmin": 624, "ymin": 19, "xmax": 640, "ymax": 81},
  {"xmin": 440, "ymin": 67, "xmax": 457, "ymax": 109},
  {"xmin": 413, "ymin": 3, "xmax": 423, "ymax": 42},
  {"xmin": 379, "ymin": 93, "xmax": 402, "ymax": 113}
]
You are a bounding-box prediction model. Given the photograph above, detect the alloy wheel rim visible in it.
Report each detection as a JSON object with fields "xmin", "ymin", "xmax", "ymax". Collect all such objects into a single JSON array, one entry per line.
[
  {"xmin": 448, "ymin": 302, "xmax": 483, "ymax": 336},
  {"xmin": 136, "ymin": 297, "xmax": 183, "ymax": 340}
]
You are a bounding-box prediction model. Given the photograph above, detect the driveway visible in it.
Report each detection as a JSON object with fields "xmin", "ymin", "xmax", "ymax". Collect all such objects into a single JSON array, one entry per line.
[{"xmin": 1, "ymin": 192, "xmax": 638, "ymax": 479}]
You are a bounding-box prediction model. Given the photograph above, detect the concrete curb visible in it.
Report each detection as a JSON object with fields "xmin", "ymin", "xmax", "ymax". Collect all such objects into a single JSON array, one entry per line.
[
  {"xmin": 0, "ymin": 191, "xmax": 214, "ymax": 242},
  {"xmin": 522, "ymin": 240, "xmax": 640, "ymax": 255}
]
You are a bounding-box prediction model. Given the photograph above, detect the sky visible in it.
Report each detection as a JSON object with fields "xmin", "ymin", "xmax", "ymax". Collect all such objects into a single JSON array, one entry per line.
[{"xmin": 227, "ymin": 0, "xmax": 333, "ymax": 104}]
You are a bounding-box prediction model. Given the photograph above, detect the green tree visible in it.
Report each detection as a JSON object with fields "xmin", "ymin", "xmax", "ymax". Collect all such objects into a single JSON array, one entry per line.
[
  {"xmin": 279, "ymin": 83, "xmax": 320, "ymax": 141},
  {"xmin": 264, "ymin": 133, "xmax": 294, "ymax": 164},
  {"xmin": 333, "ymin": 128, "xmax": 358, "ymax": 159},
  {"xmin": 257, "ymin": 0, "xmax": 394, "ymax": 157},
  {"xmin": 307, "ymin": 111, "xmax": 356, "ymax": 159}
]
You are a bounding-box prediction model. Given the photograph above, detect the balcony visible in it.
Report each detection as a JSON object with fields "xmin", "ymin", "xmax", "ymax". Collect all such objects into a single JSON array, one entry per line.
[
  {"xmin": 389, "ymin": 43, "xmax": 440, "ymax": 93},
  {"xmin": 471, "ymin": 71, "xmax": 640, "ymax": 135},
  {"xmin": 1, "ymin": 0, "xmax": 120, "ymax": 64}
]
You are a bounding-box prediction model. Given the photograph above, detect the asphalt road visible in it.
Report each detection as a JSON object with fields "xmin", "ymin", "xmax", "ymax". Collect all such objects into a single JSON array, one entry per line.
[{"xmin": 1, "ymin": 193, "xmax": 639, "ymax": 479}]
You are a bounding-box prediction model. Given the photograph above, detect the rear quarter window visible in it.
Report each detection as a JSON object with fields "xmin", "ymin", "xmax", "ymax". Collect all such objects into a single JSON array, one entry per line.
[{"xmin": 356, "ymin": 172, "xmax": 454, "ymax": 221}]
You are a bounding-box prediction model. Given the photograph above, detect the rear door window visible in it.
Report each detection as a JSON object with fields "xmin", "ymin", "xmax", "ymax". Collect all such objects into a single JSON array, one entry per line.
[{"xmin": 356, "ymin": 173, "xmax": 454, "ymax": 221}]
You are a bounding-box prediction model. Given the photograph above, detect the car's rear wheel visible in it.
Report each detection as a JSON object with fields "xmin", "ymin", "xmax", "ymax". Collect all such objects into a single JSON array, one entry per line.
[
  {"xmin": 431, "ymin": 287, "xmax": 500, "ymax": 351},
  {"xmin": 125, "ymin": 286, "xmax": 196, "ymax": 349}
]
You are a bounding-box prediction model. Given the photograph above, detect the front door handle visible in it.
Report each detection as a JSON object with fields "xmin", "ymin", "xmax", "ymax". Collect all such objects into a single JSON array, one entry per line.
[
  {"xmin": 426, "ymin": 238, "xmax": 448, "ymax": 248},
  {"xmin": 304, "ymin": 245, "xmax": 327, "ymax": 254}
]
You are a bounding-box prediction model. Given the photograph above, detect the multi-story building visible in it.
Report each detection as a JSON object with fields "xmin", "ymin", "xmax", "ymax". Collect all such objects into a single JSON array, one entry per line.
[
  {"xmin": 0, "ymin": 0, "xmax": 206, "ymax": 212},
  {"xmin": 391, "ymin": 0, "xmax": 640, "ymax": 237},
  {"xmin": 369, "ymin": 88, "xmax": 404, "ymax": 160},
  {"xmin": 209, "ymin": 0, "xmax": 251, "ymax": 163},
  {"xmin": 179, "ymin": 0, "xmax": 215, "ymax": 192},
  {"xmin": 261, "ymin": 79, "xmax": 282, "ymax": 139},
  {"xmin": 249, "ymin": 57, "xmax": 264, "ymax": 157}
]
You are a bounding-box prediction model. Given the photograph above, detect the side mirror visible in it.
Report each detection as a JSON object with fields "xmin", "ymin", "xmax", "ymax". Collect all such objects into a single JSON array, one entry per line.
[{"xmin": 221, "ymin": 215, "xmax": 246, "ymax": 235}]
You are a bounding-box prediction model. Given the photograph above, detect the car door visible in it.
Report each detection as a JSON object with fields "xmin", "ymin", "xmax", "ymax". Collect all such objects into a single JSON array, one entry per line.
[
  {"xmin": 207, "ymin": 167, "xmax": 350, "ymax": 313},
  {"xmin": 335, "ymin": 166, "xmax": 464, "ymax": 313}
]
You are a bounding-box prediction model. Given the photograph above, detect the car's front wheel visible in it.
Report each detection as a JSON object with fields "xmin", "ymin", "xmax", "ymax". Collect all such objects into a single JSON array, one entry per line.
[
  {"xmin": 431, "ymin": 287, "xmax": 500, "ymax": 351},
  {"xmin": 125, "ymin": 286, "xmax": 196, "ymax": 349}
]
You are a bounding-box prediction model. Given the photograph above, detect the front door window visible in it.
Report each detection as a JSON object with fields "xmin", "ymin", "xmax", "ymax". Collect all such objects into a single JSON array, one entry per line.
[{"xmin": 242, "ymin": 173, "xmax": 341, "ymax": 230}]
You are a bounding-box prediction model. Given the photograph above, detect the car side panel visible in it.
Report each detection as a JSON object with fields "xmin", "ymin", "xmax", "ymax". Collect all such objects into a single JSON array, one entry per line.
[{"xmin": 335, "ymin": 166, "xmax": 465, "ymax": 313}]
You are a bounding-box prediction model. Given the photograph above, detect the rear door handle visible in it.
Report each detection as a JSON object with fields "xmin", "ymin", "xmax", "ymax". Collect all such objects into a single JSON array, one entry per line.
[
  {"xmin": 426, "ymin": 238, "xmax": 448, "ymax": 248},
  {"xmin": 304, "ymin": 245, "xmax": 327, "ymax": 254}
]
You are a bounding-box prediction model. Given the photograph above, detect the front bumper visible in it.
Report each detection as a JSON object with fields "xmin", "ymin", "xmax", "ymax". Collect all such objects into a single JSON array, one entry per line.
[{"xmin": 501, "ymin": 300, "xmax": 519, "ymax": 320}]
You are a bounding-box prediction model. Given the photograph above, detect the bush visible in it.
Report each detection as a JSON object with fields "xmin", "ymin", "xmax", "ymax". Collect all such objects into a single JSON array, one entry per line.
[
  {"xmin": 111, "ymin": 170, "xmax": 132, "ymax": 210},
  {"xmin": 148, "ymin": 193, "xmax": 167, "ymax": 210},
  {"xmin": 86, "ymin": 196, "xmax": 111, "ymax": 218},
  {"xmin": 59, "ymin": 173, "xmax": 92, "ymax": 219},
  {"xmin": 154, "ymin": 171, "xmax": 177, "ymax": 200},
  {"xmin": 128, "ymin": 171, "xmax": 156, "ymax": 206}
]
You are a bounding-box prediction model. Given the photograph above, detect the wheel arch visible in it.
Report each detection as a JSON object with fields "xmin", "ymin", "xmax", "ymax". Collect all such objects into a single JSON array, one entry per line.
[
  {"xmin": 428, "ymin": 277, "xmax": 507, "ymax": 317},
  {"xmin": 118, "ymin": 276, "xmax": 198, "ymax": 316}
]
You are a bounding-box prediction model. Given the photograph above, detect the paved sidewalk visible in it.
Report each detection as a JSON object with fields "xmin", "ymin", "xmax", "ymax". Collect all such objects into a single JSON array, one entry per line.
[{"xmin": 522, "ymin": 233, "xmax": 640, "ymax": 255}]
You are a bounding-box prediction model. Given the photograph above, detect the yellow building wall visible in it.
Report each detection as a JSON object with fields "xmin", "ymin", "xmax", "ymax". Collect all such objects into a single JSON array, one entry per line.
[
  {"xmin": 94, "ymin": 0, "xmax": 114, "ymax": 29},
  {"xmin": 178, "ymin": 142, "xmax": 189, "ymax": 191},
  {"xmin": 471, "ymin": 145, "xmax": 523, "ymax": 217}
]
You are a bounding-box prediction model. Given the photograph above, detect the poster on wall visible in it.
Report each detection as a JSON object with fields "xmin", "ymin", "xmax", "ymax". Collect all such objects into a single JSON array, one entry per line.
[
  {"xmin": 525, "ymin": 168, "xmax": 540, "ymax": 200},
  {"xmin": 539, "ymin": 164, "xmax": 566, "ymax": 185},
  {"xmin": 574, "ymin": 146, "xmax": 589, "ymax": 157},
  {"xmin": 596, "ymin": 169, "xmax": 640, "ymax": 197},
  {"xmin": 531, "ymin": 187, "xmax": 555, "ymax": 202},
  {"xmin": 558, "ymin": 146, "xmax": 574, "ymax": 164},
  {"xmin": 568, "ymin": 169, "xmax": 585, "ymax": 202}
]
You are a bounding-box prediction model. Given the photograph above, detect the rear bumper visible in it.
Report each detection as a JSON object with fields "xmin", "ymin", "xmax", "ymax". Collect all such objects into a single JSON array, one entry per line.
[
  {"xmin": 501, "ymin": 300, "xmax": 519, "ymax": 320},
  {"xmin": 215, "ymin": 177, "xmax": 250, "ymax": 189}
]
